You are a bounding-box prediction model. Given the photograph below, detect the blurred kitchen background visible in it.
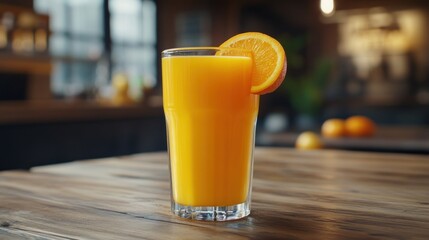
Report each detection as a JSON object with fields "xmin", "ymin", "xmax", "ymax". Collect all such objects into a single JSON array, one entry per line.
[{"xmin": 1, "ymin": 0, "xmax": 428, "ymax": 170}]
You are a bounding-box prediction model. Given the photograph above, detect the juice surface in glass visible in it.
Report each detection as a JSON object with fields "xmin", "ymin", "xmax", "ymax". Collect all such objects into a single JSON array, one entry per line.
[{"xmin": 162, "ymin": 52, "xmax": 259, "ymax": 208}]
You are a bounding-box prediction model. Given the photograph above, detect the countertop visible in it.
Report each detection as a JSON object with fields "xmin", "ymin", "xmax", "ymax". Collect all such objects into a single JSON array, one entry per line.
[
  {"xmin": 0, "ymin": 96, "xmax": 163, "ymax": 125},
  {"xmin": 258, "ymin": 126, "xmax": 429, "ymax": 154}
]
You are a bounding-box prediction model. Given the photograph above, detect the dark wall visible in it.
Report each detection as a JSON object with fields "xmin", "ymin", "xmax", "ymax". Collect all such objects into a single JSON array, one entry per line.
[{"xmin": 0, "ymin": 117, "xmax": 167, "ymax": 170}]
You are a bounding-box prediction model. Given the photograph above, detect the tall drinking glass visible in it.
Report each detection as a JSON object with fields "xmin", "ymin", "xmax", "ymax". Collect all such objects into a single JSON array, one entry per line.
[{"xmin": 162, "ymin": 47, "xmax": 259, "ymax": 221}]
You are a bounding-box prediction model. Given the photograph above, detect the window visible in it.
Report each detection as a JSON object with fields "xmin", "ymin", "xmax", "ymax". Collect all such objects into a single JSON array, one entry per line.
[
  {"xmin": 34, "ymin": 0, "xmax": 157, "ymax": 100},
  {"xmin": 110, "ymin": 0, "xmax": 157, "ymax": 100}
]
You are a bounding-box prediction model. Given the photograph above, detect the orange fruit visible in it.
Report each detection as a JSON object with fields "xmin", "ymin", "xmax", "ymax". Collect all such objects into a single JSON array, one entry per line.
[
  {"xmin": 321, "ymin": 119, "xmax": 346, "ymax": 138},
  {"xmin": 220, "ymin": 32, "xmax": 287, "ymax": 94},
  {"xmin": 345, "ymin": 116, "xmax": 376, "ymax": 137},
  {"xmin": 295, "ymin": 131, "xmax": 323, "ymax": 150}
]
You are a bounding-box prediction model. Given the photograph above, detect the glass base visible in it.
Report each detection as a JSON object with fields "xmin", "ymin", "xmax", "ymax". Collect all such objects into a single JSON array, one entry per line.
[{"xmin": 172, "ymin": 201, "xmax": 250, "ymax": 221}]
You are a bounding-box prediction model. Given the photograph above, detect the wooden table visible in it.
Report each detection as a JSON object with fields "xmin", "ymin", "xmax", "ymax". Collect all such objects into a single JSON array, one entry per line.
[{"xmin": 1, "ymin": 148, "xmax": 429, "ymax": 239}]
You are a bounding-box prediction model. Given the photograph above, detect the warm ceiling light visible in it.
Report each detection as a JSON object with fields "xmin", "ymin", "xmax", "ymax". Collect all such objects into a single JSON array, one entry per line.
[{"xmin": 320, "ymin": 0, "xmax": 335, "ymax": 16}]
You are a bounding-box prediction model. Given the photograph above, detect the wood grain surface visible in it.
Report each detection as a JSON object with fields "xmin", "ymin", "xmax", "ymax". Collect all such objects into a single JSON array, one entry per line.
[{"xmin": 1, "ymin": 148, "xmax": 429, "ymax": 239}]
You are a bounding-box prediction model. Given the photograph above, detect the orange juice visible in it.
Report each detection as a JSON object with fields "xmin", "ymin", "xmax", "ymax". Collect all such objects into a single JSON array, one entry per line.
[{"xmin": 162, "ymin": 54, "xmax": 259, "ymax": 207}]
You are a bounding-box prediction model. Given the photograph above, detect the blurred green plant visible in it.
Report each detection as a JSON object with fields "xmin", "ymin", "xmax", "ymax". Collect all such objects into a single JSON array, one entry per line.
[{"xmin": 277, "ymin": 34, "xmax": 332, "ymax": 117}]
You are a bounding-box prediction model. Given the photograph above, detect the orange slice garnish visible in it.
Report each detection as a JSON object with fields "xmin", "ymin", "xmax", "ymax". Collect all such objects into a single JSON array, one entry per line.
[{"xmin": 220, "ymin": 32, "xmax": 287, "ymax": 94}]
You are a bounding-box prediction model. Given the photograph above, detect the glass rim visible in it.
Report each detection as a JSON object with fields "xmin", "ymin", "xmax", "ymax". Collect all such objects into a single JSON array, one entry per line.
[{"xmin": 161, "ymin": 47, "xmax": 252, "ymax": 57}]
